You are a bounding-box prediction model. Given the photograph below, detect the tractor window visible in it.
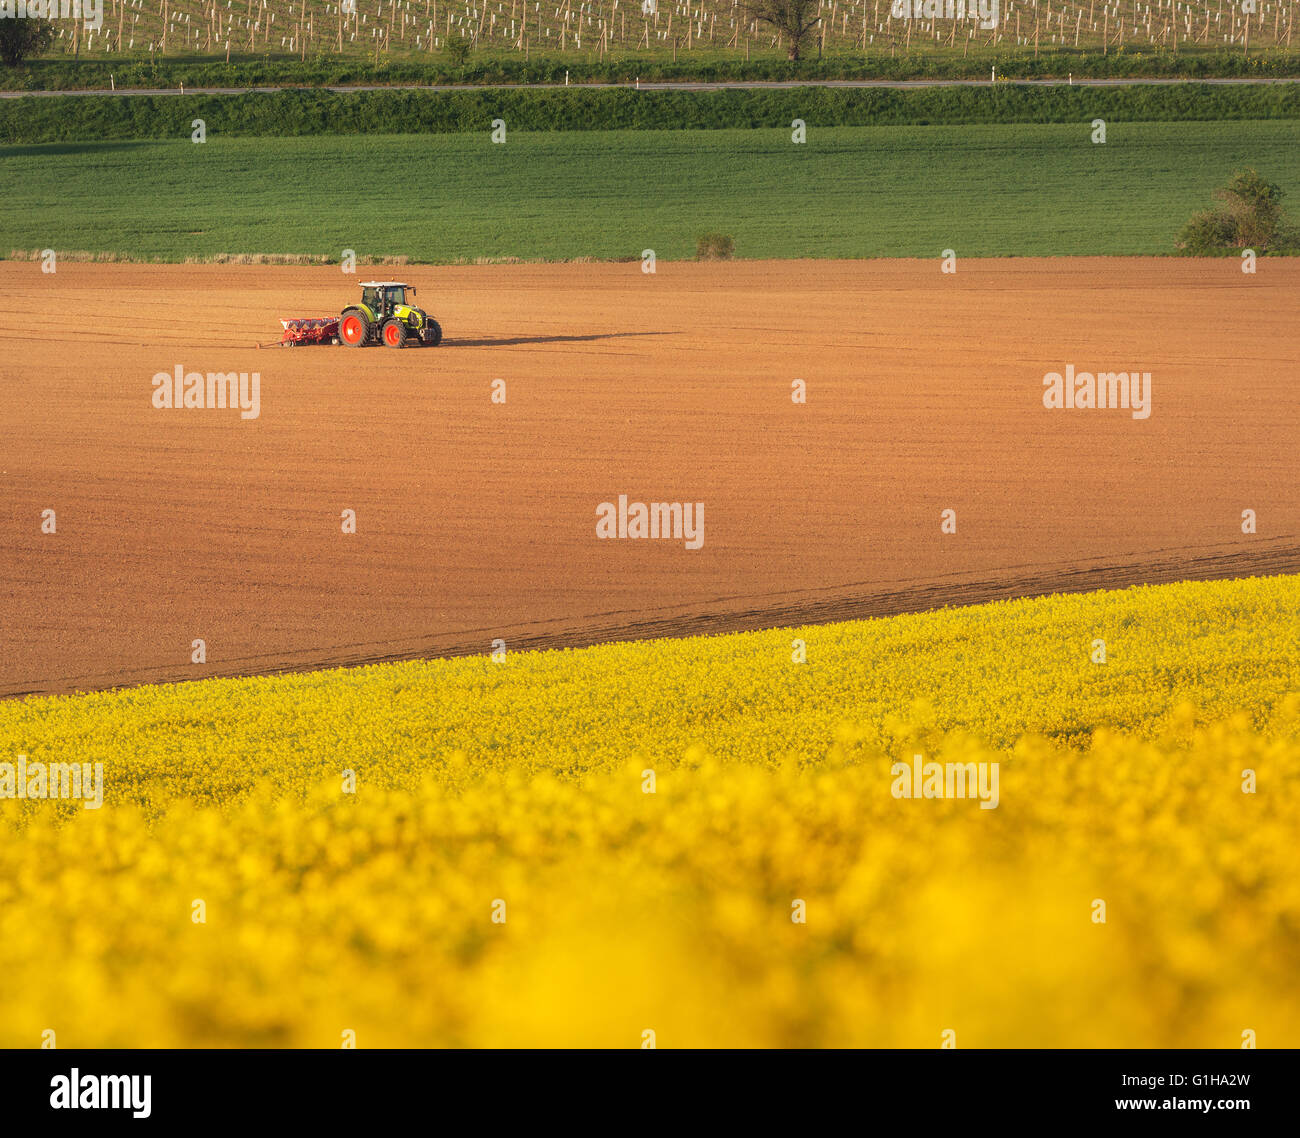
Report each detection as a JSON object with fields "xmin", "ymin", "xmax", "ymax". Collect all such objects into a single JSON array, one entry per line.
[
  {"xmin": 362, "ymin": 287, "xmax": 380, "ymax": 310},
  {"xmin": 386, "ymin": 287, "xmax": 406, "ymax": 307}
]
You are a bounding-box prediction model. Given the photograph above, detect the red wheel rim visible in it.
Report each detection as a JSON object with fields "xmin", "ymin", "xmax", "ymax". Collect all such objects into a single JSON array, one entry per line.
[
  {"xmin": 385, "ymin": 324, "xmax": 400, "ymax": 346},
  {"xmin": 341, "ymin": 315, "xmax": 363, "ymax": 344}
]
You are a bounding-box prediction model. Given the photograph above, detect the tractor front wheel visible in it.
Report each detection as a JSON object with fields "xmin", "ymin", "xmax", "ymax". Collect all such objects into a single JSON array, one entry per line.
[
  {"xmin": 339, "ymin": 311, "xmax": 369, "ymax": 348},
  {"xmin": 381, "ymin": 319, "xmax": 408, "ymax": 349},
  {"xmin": 422, "ymin": 319, "xmax": 443, "ymax": 347}
]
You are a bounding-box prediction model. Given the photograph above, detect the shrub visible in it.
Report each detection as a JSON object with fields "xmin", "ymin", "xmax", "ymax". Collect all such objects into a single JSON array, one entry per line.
[
  {"xmin": 696, "ymin": 233, "xmax": 735, "ymax": 261},
  {"xmin": 0, "ymin": 17, "xmax": 54, "ymax": 68},
  {"xmin": 1175, "ymin": 210, "xmax": 1237, "ymax": 255},
  {"xmin": 444, "ymin": 35, "xmax": 472, "ymax": 67},
  {"xmin": 1176, "ymin": 168, "xmax": 1300, "ymax": 254},
  {"xmin": 4, "ymin": 85, "xmax": 1300, "ymax": 144}
]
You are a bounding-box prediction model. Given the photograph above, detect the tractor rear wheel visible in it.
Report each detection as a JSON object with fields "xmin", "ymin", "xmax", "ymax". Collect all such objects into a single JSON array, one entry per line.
[
  {"xmin": 381, "ymin": 319, "xmax": 408, "ymax": 349},
  {"xmin": 339, "ymin": 311, "xmax": 368, "ymax": 348},
  {"xmin": 422, "ymin": 319, "xmax": 443, "ymax": 347}
]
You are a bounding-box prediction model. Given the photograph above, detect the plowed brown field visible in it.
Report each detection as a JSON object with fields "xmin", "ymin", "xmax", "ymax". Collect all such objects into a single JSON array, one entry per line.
[{"xmin": 2, "ymin": 258, "xmax": 1297, "ymax": 697}]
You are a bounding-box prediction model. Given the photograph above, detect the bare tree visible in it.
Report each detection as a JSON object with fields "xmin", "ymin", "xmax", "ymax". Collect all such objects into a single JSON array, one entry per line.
[{"xmin": 744, "ymin": 0, "xmax": 822, "ymax": 61}]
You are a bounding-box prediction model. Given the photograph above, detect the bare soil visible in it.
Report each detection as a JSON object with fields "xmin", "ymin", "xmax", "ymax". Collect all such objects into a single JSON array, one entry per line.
[{"xmin": 2, "ymin": 258, "xmax": 1296, "ymax": 697}]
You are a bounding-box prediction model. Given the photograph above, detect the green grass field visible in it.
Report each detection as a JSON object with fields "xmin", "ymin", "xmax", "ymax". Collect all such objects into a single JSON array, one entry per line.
[{"xmin": 5, "ymin": 120, "xmax": 1299, "ymax": 261}]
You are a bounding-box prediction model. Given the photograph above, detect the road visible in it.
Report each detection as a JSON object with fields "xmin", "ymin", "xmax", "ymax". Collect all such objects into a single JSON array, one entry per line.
[{"xmin": 2, "ymin": 76, "xmax": 1298, "ymax": 97}]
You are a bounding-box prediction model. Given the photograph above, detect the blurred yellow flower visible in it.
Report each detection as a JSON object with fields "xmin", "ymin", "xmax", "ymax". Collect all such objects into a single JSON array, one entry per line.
[{"xmin": 1, "ymin": 574, "xmax": 1297, "ymax": 1047}]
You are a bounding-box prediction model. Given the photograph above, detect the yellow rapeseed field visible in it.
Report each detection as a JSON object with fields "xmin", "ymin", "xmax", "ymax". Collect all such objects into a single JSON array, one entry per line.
[{"xmin": 2, "ymin": 574, "xmax": 1298, "ymax": 1047}]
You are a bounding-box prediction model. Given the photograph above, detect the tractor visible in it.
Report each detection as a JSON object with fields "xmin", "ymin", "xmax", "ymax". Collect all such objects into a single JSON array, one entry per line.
[{"xmin": 338, "ymin": 282, "xmax": 443, "ymax": 349}]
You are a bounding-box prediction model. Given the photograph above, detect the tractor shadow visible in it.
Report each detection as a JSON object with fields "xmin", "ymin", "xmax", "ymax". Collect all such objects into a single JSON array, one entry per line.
[{"xmin": 450, "ymin": 331, "xmax": 682, "ymax": 348}]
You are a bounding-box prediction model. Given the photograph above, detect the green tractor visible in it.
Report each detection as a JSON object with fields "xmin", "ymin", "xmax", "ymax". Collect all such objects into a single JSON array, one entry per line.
[{"xmin": 338, "ymin": 281, "xmax": 443, "ymax": 349}]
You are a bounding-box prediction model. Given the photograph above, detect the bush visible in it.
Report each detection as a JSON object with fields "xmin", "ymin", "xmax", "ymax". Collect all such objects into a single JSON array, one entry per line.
[
  {"xmin": 696, "ymin": 233, "xmax": 735, "ymax": 261},
  {"xmin": 0, "ymin": 18, "xmax": 53, "ymax": 68},
  {"xmin": 1175, "ymin": 210, "xmax": 1237, "ymax": 255},
  {"xmin": 444, "ymin": 35, "xmax": 472, "ymax": 67},
  {"xmin": 4, "ymin": 84, "xmax": 1300, "ymax": 144},
  {"xmin": 8, "ymin": 49, "xmax": 1300, "ymax": 91},
  {"xmin": 1176, "ymin": 168, "xmax": 1300, "ymax": 254}
]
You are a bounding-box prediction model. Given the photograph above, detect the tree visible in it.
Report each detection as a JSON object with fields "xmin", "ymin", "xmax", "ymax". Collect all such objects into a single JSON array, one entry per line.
[
  {"xmin": 744, "ymin": 0, "xmax": 822, "ymax": 62},
  {"xmin": 444, "ymin": 32, "xmax": 472, "ymax": 66},
  {"xmin": 1176, "ymin": 169, "xmax": 1299, "ymax": 254},
  {"xmin": 0, "ymin": 16, "xmax": 54, "ymax": 67}
]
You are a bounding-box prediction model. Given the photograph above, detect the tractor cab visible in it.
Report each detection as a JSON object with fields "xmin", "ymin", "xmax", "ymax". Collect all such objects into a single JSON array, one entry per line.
[
  {"xmin": 362, "ymin": 282, "xmax": 415, "ymax": 317},
  {"xmin": 340, "ymin": 281, "xmax": 442, "ymax": 349}
]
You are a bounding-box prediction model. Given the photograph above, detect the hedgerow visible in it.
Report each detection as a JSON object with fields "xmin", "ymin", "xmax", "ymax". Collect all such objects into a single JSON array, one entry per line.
[{"xmin": 4, "ymin": 81, "xmax": 1300, "ymax": 142}]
